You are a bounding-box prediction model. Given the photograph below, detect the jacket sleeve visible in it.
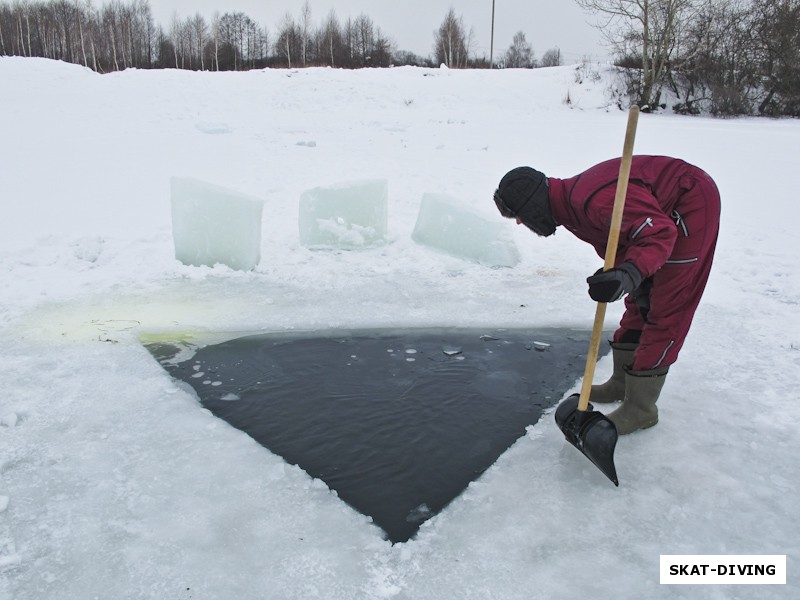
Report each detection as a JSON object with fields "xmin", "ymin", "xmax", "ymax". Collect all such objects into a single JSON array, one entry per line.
[{"xmin": 586, "ymin": 182, "xmax": 677, "ymax": 278}]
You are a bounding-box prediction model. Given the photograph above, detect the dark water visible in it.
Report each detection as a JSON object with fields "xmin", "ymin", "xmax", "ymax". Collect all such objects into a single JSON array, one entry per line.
[{"xmin": 145, "ymin": 327, "xmax": 600, "ymax": 543}]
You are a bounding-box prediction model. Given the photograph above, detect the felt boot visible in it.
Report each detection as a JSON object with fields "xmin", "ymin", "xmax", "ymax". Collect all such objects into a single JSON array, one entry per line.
[
  {"xmin": 590, "ymin": 342, "xmax": 638, "ymax": 404},
  {"xmin": 606, "ymin": 367, "xmax": 668, "ymax": 435}
]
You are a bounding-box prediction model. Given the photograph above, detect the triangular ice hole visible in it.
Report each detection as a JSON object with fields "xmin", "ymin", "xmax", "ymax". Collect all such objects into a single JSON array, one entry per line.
[{"xmin": 144, "ymin": 328, "xmax": 600, "ymax": 543}]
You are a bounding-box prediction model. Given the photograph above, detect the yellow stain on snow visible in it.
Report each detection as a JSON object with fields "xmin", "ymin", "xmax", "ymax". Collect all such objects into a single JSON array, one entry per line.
[{"xmin": 11, "ymin": 290, "xmax": 269, "ymax": 348}]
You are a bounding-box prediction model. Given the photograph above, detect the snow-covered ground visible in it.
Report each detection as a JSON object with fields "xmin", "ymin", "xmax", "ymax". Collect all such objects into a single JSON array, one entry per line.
[{"xmin": 1, "ymin": 57, "xmax": 798, "ymax": 598}]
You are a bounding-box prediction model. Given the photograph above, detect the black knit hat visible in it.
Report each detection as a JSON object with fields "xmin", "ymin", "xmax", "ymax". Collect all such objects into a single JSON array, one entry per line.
[{"xmin": 494, "ymin": 166, "xmax": 557, "ymax": 237}]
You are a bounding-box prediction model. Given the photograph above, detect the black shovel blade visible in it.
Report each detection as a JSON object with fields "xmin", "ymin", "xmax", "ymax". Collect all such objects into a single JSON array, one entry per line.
[{"xmin": 555, "ymin": 394, "xmax": 619, "ymax": 486}]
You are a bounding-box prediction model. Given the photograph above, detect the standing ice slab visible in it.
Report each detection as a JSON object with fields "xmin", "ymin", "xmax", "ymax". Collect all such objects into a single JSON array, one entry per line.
[
  {"xmin": 299, "ymin": 179, "xmax": 388, "ymax": 249},
  {"xmin": 411, "ymin": 193, "xmax": 520, "ymax": 268},
  {"xmin": 171, "ymin": 177, "xmax": 265, "ymax": 271}
]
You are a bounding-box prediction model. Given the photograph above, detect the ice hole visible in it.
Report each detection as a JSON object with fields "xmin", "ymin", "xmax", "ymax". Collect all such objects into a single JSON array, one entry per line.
[{"xmin": 144, "ymin": 327, "xmax": 603, "ymax": 543}]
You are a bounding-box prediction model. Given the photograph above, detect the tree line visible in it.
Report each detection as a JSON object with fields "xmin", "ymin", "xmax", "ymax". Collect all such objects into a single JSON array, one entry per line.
[
  {"xmin": 3, "ymin": 0, "xmax": 796, "ymax": 116},
  {"xmin": 0, "ymin": 0, "xmax": 394, "ymax": 70},
  {"xmin": 0, "ymin": 0, "xmax": 564, "ymax": 72},
  {"xmin": 577, "ymin": 0, "xmax": 800, "ymax": 116}
]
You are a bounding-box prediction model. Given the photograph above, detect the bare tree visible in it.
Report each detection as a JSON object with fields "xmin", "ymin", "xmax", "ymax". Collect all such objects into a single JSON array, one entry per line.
[
  {"xmin": 669, "ymin": 0, "xmax": 756, "ymax": 114},
  {"xmin": 540, "ymin": 47, "xmax": 562, "ymax": 67},
  {"xmin": 319, "ymin": 8, "xmax": 340, "ymax": 67},
  {"xmin": 258, "ymin": 24, "xmax": 269, "ymax": 66},
  {"xmin": 505, "ymin": 30, "xmax": 534, "ymax": 68},
  {"xmin": 209, "ymin": 11, "xmax": 220, "ymax": 70},
  {"xmin": 352, "ymin": 12, "xmax": 373, "ymax": 66},
  {"xmin": 575, "ymin": 0, "xmax": 696, "ymax": 108},
  {"xmin": 212, "ymin": 11, "xmax": 258, "ymax": 70},
  {"xmin": 275, "ymin": 11, "xmax": 298, "ymax": 68},
  {"xmin": 190, "ymin": 12, "xmax": 205, "ymax": 69},
  {"xmin": 75, "ymin": 0, "xmax": 88, "ymax": 67},
  {"xmin": 433, "ymin": 8, "xmax": 473, "ymax": 68},
  {"xmin": 0, "ymin": 4, "xmax": 7, "ymax": 54},
  {"xmin": 19, "ymin": 0, "xmax": 32, "ymax": 56},
  {"xmin": 299, "ymin": 0, "xmax": 310, "ymax": 66},
  {"xmin": 215, "ymin": 11, "xmax": 237, "ymax": 69},
  {"xmin": 753, "ymin": 0, "xmax": 800, "ymax": 115},
  {"xmin": 371, "ymin": 25, "xmax": 393, "ymax": 67}
]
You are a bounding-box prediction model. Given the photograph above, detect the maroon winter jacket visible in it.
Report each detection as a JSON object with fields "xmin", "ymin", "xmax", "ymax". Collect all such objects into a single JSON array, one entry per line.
[{"xmin": 548, "ymin": 155, "xmax": 704, "ymax": 278}]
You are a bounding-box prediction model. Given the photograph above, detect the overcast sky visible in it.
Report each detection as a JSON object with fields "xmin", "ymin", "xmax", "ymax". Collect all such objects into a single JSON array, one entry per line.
[{"xmin": 146, "ymin": 1, "xmax": 609, "ymax": 62}]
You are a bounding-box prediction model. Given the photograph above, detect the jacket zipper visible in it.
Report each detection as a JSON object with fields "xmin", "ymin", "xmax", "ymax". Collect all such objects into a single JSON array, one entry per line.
[
  {"xmin": 671, "ymin": 209, "xmax": 689, "ymax": 236},
  {"xmin": 631, "ymin": 217, "xmax": 654, "ymax": 240}
]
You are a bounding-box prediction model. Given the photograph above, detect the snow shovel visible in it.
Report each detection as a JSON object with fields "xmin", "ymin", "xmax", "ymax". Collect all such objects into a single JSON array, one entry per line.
[{"xmin": 554, "ymin": 105, "xmax": 640, "ymax": 487}]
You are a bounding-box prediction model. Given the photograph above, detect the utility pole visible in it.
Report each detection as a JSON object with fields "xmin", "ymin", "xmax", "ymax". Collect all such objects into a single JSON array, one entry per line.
[{"xmin": 489, "ymin": 0, "xmax": 496, "ymax": 68}]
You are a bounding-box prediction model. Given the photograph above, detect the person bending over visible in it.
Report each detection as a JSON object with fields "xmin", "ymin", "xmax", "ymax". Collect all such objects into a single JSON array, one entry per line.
[{"xmin": 493, "ymin": 156, "xmax": 721, "ymax": 434}]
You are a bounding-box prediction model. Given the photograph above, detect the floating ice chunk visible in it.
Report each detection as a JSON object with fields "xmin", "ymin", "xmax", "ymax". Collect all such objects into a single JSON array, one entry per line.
[
  {"xmin": 411, "ymin": 193, "xmax": 520, "ymax": 268},
  {"xmin": 0, "ymin": 496, "xmax": 8, "ymax": 512},
  {"xmin": 442, "ymin": 346, "xmax": 462, "ymax": 356},
  {"xmin": 406, "ymin": 503, "xmax": 432, "ymax": 524},
  {"xmin": 171, "ymin": 177, "xmax": 264, "ymax": 271},
  {"xmin": 299, "ymin": 179, "xmax": 388, "ymax": 249},
  {"xmin": 1, "ymin": 413, "xmax": 18, "ymax": 427}
]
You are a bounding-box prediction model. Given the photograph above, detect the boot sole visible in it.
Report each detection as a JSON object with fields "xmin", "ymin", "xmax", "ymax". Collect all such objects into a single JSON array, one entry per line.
[{"xmin": 617, "ymin": 418, "xmax": 658, "ymax": 435}]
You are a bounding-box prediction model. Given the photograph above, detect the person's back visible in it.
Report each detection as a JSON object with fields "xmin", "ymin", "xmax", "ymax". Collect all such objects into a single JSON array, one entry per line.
[{"xmin": 561, "ymin": 155, "xmax": 697, "ymax": 215}]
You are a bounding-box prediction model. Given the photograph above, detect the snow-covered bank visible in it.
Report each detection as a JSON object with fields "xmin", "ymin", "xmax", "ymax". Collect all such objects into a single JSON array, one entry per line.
[{"xmin": 1, "ymin": 57, "xmax": 798, "ymax": 598}]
